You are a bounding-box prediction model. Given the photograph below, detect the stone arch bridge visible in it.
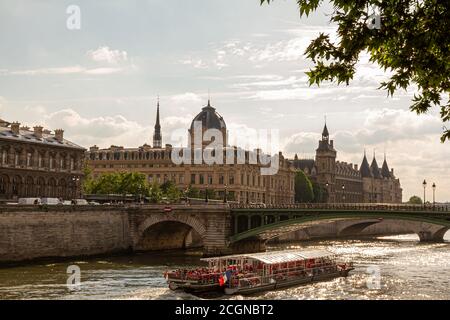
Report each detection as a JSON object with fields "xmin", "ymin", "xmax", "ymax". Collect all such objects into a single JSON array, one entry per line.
[
  {"xmin": 128, "ymin": 203, "xmax": 450, "ymax": 256},
  {"xmin": 1, "ymin": 203, "xmax": 449, "ymax": 262}
]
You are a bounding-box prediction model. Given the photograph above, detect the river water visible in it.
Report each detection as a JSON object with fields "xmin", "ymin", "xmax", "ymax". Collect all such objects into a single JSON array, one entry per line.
[{"xmin": 1, "ymin": 233, "xmax": 449, "ymax": 300}]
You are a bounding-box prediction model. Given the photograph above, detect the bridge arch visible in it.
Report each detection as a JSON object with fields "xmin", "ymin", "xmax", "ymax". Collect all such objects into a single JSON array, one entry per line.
[
  {"xmin": 338, "ymin": 220, "xmax": 382, "ymax": 237},
  {"xmin": 230, "ymin": 210, "xmax": 450, "ymax": 245},
  {"xmin": 135, "ymin": 215, "xmax": 206, "ymax": 251}
]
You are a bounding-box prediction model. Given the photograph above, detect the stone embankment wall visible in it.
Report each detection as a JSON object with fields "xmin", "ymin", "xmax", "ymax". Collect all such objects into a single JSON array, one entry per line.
[{"xmin": 0, "ymin": 206, "xmax": 131, "ymax": 263}]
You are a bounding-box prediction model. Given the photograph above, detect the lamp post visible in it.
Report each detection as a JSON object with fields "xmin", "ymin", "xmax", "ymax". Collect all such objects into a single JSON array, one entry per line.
[
  {"xmin": 72, "ymin": 176, "xmax": 80, "ymax": 199},
  {"xmin": 422, "ymin": 179, "xmax": 427, "ymax": 205},
  {"xmin": 341, "ymin": 184, "xmax": 345, "ymax": 203},
  {"xmin": 432, "ymin": 182, "xmax": 436, "ymax": 207},
  {"xmin": 138, "ymin": 183, "xmax": 142, "ymax": 204},
  {"xmin": 224, "ymin": 184, "xmax": 228, "ymax": 203},
  {"xmin": 325, "ymin": 181, "xmax": 329, "ymax": 203},
  {"xmin": 205, "ymin": 178, "xmax": 209, "ymax": 203}
]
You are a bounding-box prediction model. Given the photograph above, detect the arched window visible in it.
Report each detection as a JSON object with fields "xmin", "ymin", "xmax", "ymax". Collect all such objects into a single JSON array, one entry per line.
[
  {"xmin": 12, "ymin": 176, "xmax": 21, "ymax": 195},
  {"xmin": 38, "ymin": 153, "xmax": 43, "ymax": 168},
  {"xmin": 49, "ymin": 156, "xmax": 54, "ymax": 169},
  {"xmin": 47, "ymin": 178, "xmax": 56, "ymax": 197},
  {"xmin": 14, "ymin": 151, "xmax": 19, "ymax": 166},
  {"xmin": 0, "ymin": 175, "xmax": 8, "ymax": 195},
  {"xmin": 1, "ymin": 149, "xmax": 7, "ymax": 165},
  {"xmin": 25, "ymin": 176, "xmax": 34, "ymax": 196},
  {"xmin": 26, "ymin": 152, "xmax": 33, "ymax": 167}
]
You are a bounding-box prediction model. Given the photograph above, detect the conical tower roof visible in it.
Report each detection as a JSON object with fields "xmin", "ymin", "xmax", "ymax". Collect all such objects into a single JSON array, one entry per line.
[
  {"xmin": 381, "ymin": 156, "xmax": 391, "ymax": 178},
  {"xmin": 322, "ymin": 123, "xmax": 329, "ymax": 137},
  {"xmin": 360, "ymin": 151, "xmax": 372, "ymax": 177},
  {"xmin": 370, "ymin": 155, "xmax": 382, "ymax": 179}
]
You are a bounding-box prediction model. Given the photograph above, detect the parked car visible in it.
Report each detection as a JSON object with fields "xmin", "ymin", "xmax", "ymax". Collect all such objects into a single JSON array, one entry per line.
[
  {"xmin": 62, "ymin": 200, "xmax": 73, "ymax": 206},
  {"xmin": 18, "ymin": 198, "xmax": 41, "ymax": 205},
  {"xmin": 88, "ymin": 201, "xmax": 101, "ymax": 206},
  {"xmin": 41, "ymin": 198, "xmax": 62, "ymax": 205},
  {"xmin": 71, "ymin": 199, "xmax": 89, "ymax": 206}
]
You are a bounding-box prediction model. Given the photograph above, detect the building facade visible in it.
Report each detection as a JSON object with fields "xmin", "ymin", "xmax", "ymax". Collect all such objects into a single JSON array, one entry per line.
[
  {"xmin": 0, "ymin": 119, "xmax": 86, "ymax": 201},
  {"xmin": 291, "ymin": 123, "xmax": 402, "ymax": 203},
  {"xmin": 86, "ymin": 101, "xmax": 295, "ymax": 204}
]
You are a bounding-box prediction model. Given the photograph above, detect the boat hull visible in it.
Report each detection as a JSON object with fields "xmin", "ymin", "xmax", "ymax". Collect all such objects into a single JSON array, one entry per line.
[
  {"xmin": 169, "ymin": 281, "xmax": 222, "ymax": 294},
  {"xmin": 224, "ymin": 269, "xmax": 353, "ymax": 295}
]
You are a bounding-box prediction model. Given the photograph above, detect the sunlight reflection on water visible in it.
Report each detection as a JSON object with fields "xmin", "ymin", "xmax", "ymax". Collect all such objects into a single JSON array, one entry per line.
[{"xmin": 0, "ymin": 234, "xmax": 448, "ymax": 300}]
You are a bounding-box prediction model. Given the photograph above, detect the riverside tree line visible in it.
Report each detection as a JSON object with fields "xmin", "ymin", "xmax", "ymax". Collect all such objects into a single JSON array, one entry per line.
[{"xmin": 83, "ymin": 168, "xmax": 326, "ymax": 204}]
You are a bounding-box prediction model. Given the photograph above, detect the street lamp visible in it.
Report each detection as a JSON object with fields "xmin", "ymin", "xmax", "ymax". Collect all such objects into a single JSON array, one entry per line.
[
  {"xmin": 205, "ymin": 179, "xmax": 209, "ymax": 203},
  {"xmin": 138, "ymin": 183, "xmax": 142, "ymax": 204},
  {"xmin": 325, "ymin": 181, "xmax": 329, "ymax": 203},
  {"xmin": 432, "ymin": 182, "xmax": 436, "ymax": 206},
  {"xmin": 341, "ymin": 184, "xmax": 345, "ymax": 203},
  {"xmin": 72, "ymin": 176, "xmax": 80, "ymax": 199},
  {"xmin": 422, "ymin": 179, "xmax": 427, "ymax": 205},
  {"xmin": 224, "ymin": 184, "xmax": 228, "ymax": 203}
]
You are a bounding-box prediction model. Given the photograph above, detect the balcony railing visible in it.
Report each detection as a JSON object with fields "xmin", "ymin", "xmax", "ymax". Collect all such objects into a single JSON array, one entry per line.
[{"xmin": 229, "ymin": 203, "xmax": 450, "ymax": 212}]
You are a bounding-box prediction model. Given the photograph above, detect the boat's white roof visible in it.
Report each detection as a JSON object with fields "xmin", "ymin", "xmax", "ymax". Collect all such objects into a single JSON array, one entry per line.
[{"xmin": 201, "ymin": 249, "xmax": 334, "ymax": 265}]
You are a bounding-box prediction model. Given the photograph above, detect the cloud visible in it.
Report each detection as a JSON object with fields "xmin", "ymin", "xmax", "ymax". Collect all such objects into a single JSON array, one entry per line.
[
  {"xmin": 5, "ymin": 66, "xmax": 85, "ymax": 76},
  {"xmin": 84, "ymin": 67, "xmax": 123, "ymax": 75},
  {"xmin": 0, "ymin": 46, "xmax": 131, "ymax": 77},
  {"xmin": 87, "ymin": 46, "xmax": 128, "ymax": 65},
  {"xmin": 43, "ymin": 108, "xmax": 150, "ymax": 148},
  {"xmin": 230, "ymin": 75, "xmax": 307, "ymax": 89},
  {"xmin": 179, "ymin": 59, "xmax": 208, "ymax": 69},
  {"xmin": 171, "ymin": 92, "xmax": 202, "ymax": 103},
  {"xmin": 283, "ymin": 132, "xmax": 320, "ymax": 158},
  {"xmin": 2, "ymin": 66, "xmax": 123, "ymax": 76}
]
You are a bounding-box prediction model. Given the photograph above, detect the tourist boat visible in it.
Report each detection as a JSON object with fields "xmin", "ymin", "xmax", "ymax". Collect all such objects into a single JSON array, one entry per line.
[
  {"xmin": 165, "ymin": 249, "xmax": 353, "ymax": 295},
  {"xmin": 164, "ymin": 267, "xmax": 223, "ymax": 294}
]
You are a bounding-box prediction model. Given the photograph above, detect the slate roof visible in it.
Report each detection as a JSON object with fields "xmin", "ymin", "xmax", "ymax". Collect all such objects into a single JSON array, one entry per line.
[
  {"xmin": 0, "ymin": 125, "xmax": 85, "ymax": 150},
  {"xmin": 190, "ymin": 101, "xmax": 227, "ymax": 131}
]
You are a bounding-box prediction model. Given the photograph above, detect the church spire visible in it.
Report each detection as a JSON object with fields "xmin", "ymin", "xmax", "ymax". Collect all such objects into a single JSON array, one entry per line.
[
  {"xmin": 153, "ymin": 97, "xmax": 162, "ymax": 148},
  {"xmin": 321, "ymin": 119, "xmax": 329, "ymax": 141}
]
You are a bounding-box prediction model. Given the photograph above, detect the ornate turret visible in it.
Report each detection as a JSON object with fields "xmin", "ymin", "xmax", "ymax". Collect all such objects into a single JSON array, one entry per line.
[
  {"xmin": 153, "ymin": 98, "xmax": 162, "ymax": 148},
  {"xmin": 317, "ymin": 122, "xmax": 335, "ymax": 152},
  {"xmin": 360, "ymin": 150, "xmax": 372, "ymax": 178},
  {"xmin": 315, "ymin": 120, "xmax": 337, "ymax": 202},
  {"xmin": 381, "ymin": 154, "xmax": 392, "ymax": 178},
  {"xmin": 370, "ymin": 153, "xmax": 382, "ymax": 179},
  {"xmin": 322, "ymin": 123, "xmax": 329, "ymax": 141}
]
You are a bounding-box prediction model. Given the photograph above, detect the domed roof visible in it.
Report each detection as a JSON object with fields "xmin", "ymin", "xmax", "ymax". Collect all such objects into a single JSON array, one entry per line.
[{"xmin": 190, "ymin": 101, "xmax": 226, "ymax": 131}]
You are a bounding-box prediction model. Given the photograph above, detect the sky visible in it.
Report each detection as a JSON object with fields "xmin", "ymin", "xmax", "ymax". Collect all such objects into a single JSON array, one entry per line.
[{"xmin": 0, "ymin": 0, "xmax": 449, "ymax": 201}]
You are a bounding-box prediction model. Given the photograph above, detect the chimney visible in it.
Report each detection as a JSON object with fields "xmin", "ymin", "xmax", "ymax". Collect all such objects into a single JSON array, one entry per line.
[
  {"xmin": 34, "ymin": 126, "xmax": 43, "ymax": 139},
  {"xmin": 330, "ymin": 140, "xmax": 334, "ymax": 147},
  {"xmin": 54, "ymin": 129, "xmax": 64, "ymax": 142},
  {"xmin": 354, "ymin": 164, "xmax": 358, "ymax": 170},
  {"xmin": 11, "ymin": 122, "xmax": 20, "ymax": 135},
  {"xmin": 90, "ymin": 145, "xmax": 99, "ymax": 152}
]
